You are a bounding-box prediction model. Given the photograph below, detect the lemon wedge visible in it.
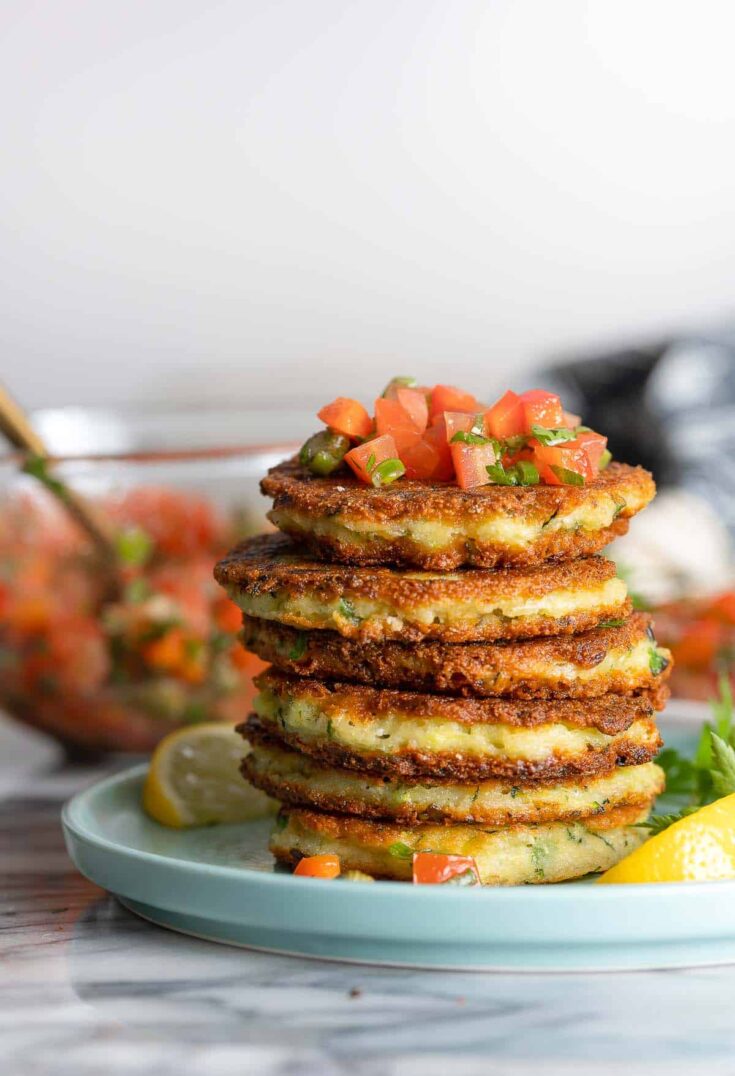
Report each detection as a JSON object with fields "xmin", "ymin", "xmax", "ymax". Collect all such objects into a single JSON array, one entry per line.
[
  {"xmin": 598, "ymin": 792, "xmax": 735, "ymax": 884},
  {"xmin": 143, "ymin": 723, "xmax": 279, "ymax": 828}
]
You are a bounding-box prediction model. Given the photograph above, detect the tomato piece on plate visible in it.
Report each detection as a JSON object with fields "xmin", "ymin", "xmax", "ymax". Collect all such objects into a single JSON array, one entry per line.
[
  {"xmin": 345, "ymin": 434, "xmax": 400, "ymax": 485},
  {"xmin": 293, "ymin": 854, "xmax": 341, "ymax": 879},
  {"xmin": 412, "ymin": 852, "xmax": 480, "ymax": 886},
  {"xmin": 672, "ymin": 620, "xmax": 723, "ymax": 669},
  {"xmin": 318, "ymin": 397, "xmax": 373, "ymax": 440},
  {"xmin": 520, "ymin": 389, "xmax": 564, "ymax": 430},
  {"xmin": 531, "ymin": 439, "xmax": 594, "ymax": 485},
  {"xmin": 422, "ymin": 420, "xmax": 455, "ymax": 481},
  {"xmin": 429, "ymin": 384, "xmax": 480, "ymax": 419},
  {"xmin": 450, "ymin": 441, "xmax": 498, "ymax": 489},
  {"xmin": 374, "ymin": 397, "xmax": 422, "ymax": 453},
  {"xmin": 395, "ymin": 387, "xmax": 429, "ymax": 433},
  {"xmin": 562, "ymin": 410, "xmax": 582, "ymax": 428},
  {"xmin": 575, "ymin": 430, "xmax": 608, "ymax": 472},
  {"xmin": 485, "ymin": 390, "xmax": 526, "ymax": 439}
]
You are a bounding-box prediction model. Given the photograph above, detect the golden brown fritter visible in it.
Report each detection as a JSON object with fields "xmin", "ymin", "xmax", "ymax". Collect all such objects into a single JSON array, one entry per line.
[
  {"xmin": 241, "ymin": 612, "xmax": 671, "ymax": 699},
  {"xmin": 269, "ymin": 805, "xmax": 651, "ymax": 884},
  {"xmin": 261, "ymin": 457, "xmax": 655, "ymax": 570},
  {"xmin": 242, "ymin": 732, "xmax": 666, "ymax": 826},
  {"xmin": 241, "ymin": 671, "xmax": 664, "ymax": 781},
  {"xmin": 215, "ymin": 534, "xmax": 630, "ymax": 643}
]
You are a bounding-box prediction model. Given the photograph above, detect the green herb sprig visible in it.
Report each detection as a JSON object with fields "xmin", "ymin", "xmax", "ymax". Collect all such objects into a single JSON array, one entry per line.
[{"xmin": 643, "ymin": 676, "xmax": 735, "ymax": 833}]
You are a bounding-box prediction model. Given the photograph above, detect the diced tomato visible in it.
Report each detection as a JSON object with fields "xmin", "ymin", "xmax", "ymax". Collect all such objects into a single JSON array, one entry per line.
[
  {"xmin": 531, "ymin": 438, "xmax": 594, "ymax": 485},
  {"xmin": 422, "ymin": 420, "xmax": 455, "ymax": 481},
  {"xmin": 394, "ymin": 387, "xmax": 429, "ymax": 432},
  {"xmin": 317, "ymin": 397, "xmax": 373, "ymax": 440},
  {"xmin": 450, "ymin": 442, "xmax": 498, "ymax": 490},
  {"xmin": 401, "ymin": 437, "xmax": 440, "ymax": 481},
  {"xmin": 374, "ymin": 397, "xmax": 422, "ymax": 453},
  {"xmin": 345, "ymin": 434, "xmax": 399, "ymax": 485},
  {"xmin": 429, "ymin": 384, "xmax": 480, "ymax": 419},
  {"xmin": 706, "ymin": 591, "xmax": 735, "ymax": 625},
  {"xmin": 142, "ymin": 627, "xmax": 206, "ymax": 684},
  {"xmin": 575, "ymin": 430, "xmax": 608, "ymax": 473},
  {"xmin": 672, "ymin": 620, "xmax": 723, "ymax": 669},
  {"xmin": 293, "ymin": 854, "xmax": 341, "ymax": 879},
  {"xmin": 106, "ymin": 489, "xmax": 224, "ymax": 558},
  {"xmin": 562, "ymin": 410, "xmax": 582, "ymax": 428},
  {"xmin": 412, "ymin": 852, "xmax": 480, "ymax": 886},
  {"xmin": 443, "ymin": 411, "xmax": 483, "ymax": 443},
  {"xmin": 485, "ymin": 390, "xmax": 526, "ymax": 440},
  {"xmin": 520, "ymin": 389, "xmax": 564, "ymax": 430}
]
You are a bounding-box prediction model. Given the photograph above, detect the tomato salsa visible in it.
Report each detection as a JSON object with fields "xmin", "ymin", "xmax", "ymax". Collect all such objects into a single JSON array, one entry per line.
[
  {"xmin": 0, "ymin": 487, "xmax": 265, "ymax": 751},
  {"xmin": 300, "ymin": 380, "xmax": 611, "ymax": 490}
]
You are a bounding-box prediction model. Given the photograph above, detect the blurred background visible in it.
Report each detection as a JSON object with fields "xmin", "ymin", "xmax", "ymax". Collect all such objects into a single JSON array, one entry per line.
[{"xmin": 3, "ymin": 0, "xmax": 735, "ymax": 754}]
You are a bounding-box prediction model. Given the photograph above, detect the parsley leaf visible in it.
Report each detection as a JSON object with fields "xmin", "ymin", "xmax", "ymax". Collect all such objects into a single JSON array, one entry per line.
[
  {"xmin": 709, "ymin": 733, "xmax": 735, "ymax": 798},
  {"xmin": 530, "ymin": 425, "xmax": 578, "ymax": 446}
]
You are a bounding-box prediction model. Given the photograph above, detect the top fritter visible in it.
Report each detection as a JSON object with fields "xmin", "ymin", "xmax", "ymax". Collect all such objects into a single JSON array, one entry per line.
[{"xmin": 263, "ymin": 380, "xmax": 655, "ymax": 570}]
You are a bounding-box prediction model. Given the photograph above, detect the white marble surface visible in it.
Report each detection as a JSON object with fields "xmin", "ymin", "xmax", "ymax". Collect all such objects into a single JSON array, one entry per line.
[{"xmin": 4, "ymin": 714, "xmax": 735, "ymax": 1076}]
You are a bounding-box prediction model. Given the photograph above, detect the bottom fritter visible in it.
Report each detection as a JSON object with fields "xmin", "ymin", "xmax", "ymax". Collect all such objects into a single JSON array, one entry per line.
[
  {"xmin": 270, "ymin": 804, "xmax": 651, "ymax": 885},
  {"xmin": 243, "ymin": 734, "xmax": 665, "ymax": 826}
]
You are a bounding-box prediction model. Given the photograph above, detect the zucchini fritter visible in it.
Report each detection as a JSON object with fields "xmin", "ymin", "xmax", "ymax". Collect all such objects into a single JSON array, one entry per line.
[
  {"xmin": 270, "ymin": 805, "xmax": 651, "ymax": 884},
  {"xmin": 244, "ymin": 672, "xmax": 664, "ymax": 781},
  {"xmin": 216, "ymin": 534, "xmax": 630, "ymax": 643},
  {"xmin": 241, "ymin": 611, "xmax": 671, "ymax": 698},
  {"xmin": 262, "ymin": 458, "xmax": 654, "ymax": 570},
  {"xmin": 243, "ymin": 733, "xmax": 665, "ymax": 826}
]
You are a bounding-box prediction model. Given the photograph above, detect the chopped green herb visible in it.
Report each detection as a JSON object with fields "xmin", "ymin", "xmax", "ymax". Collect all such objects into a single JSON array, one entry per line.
[
  {"xmin": 371, "ymin": 458, "xmax": 405, "ymax": 487},
  {"xmin": 337, "ymin": 597, "xmax": 360, "ymax": 624},
  {"xmin": 388, "ymin": 841, "xmax": 414, "ymax": 860},
  {"xmin": 450, "ymin": 430, "xmax": 492, "ymax": 445},
  {"xmin": 598, "ymin": 618, "xmax": 627, "ymax": 629},
  {"xmin": 115, "ymin": 526, "xmax": 154, "ymax": 567},
  {"xmin": 366, "ymin": 453, "xmax": 376, "ymax": 473},
  {"xmin": 124, "ymin": 577, "xmax": 151, "ymax": 604},
  {"xmin": 649, "ymin": 648, "xmax": 670, "ymax": 675},
  {"xmin": 550, "ymin": 465, "xmax": 585, "ymax": 486},
  {"xmin": 287, "ymin": 633, "xmax": 308, "ymax": 662},
  {"xmin": 274, "ymin": 813, "xmax": 288, "ymax": 831},
  {"xmin": 530, "ymin": 424, "xmax": 578, "ymax": 446},
  {"xmin": 612, "ymin": 497, "xmax": 627, "ymax": 519},
  {"xmin": 486, "ymin": 460, "xmax": 539, "ymax": 486},
  {"xmin": 598, "ymin": 448, "xmax": 612, "ymax": 470}
]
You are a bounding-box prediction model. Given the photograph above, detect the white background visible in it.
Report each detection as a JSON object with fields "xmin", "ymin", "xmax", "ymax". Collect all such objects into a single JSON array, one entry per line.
[{"xmin": 3, "ymin": 0, "xmax": 735, "ymax": 414}]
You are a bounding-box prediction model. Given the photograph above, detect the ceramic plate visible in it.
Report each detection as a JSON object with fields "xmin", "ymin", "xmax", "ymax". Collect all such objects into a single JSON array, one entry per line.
[{"xmin": 62, "ymin": 712, "xmax": 735, "ymax": 971}]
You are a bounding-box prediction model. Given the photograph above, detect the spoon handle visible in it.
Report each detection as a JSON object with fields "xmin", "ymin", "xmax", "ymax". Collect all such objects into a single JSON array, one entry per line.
[{"xmin": 0, "ymin": 382, "xmax": 121, "ymax": 580}]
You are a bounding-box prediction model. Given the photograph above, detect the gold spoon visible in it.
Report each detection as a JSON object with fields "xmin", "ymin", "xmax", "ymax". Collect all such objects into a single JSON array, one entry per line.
[{"xmin": 0, "ymin": 382, "xmax": 122, "ymax": 589}]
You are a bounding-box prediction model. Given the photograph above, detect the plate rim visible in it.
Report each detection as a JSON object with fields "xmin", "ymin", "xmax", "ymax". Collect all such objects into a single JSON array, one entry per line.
[{"xmin": 62, "ymin": 760, "xmax": 735, "ymax": 906}]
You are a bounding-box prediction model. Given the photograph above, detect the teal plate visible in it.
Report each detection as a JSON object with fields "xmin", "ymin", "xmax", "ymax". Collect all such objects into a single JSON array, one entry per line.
[{"xmin": 62, "ymin": 716, "xmax": 735, "ymax": 971}]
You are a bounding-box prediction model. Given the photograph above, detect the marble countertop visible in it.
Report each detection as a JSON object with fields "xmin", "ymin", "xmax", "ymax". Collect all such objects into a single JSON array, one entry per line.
[{"xmin": 3, "ymin": 715, "xmax": 735, "ymax": 1076}]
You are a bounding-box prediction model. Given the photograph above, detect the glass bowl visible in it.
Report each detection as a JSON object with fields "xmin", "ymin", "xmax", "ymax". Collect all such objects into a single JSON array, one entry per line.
[{"xmin": 0, "ymin": 406, "xmax": 302, "ymax": 754}]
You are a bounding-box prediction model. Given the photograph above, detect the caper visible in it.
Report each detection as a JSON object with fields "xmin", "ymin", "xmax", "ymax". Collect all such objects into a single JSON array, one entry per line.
[{"xmin": 299, "ymin": 430, "xmax": 350, "ymax": 475}]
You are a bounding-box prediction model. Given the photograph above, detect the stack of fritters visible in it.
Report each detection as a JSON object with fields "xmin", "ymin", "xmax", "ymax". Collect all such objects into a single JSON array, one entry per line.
[{"xmin": 214, "ymin": 459, "xmax": 671, "ymax": 885}]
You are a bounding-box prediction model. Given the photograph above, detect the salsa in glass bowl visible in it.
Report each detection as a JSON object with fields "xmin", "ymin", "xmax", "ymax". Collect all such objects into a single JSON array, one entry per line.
[{"xmin": 0, "ymin": 406, "xmax": 301, "ymax": 753}]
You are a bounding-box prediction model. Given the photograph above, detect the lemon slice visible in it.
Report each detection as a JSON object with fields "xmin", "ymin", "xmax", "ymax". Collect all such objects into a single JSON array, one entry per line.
[
  {"xmin": 598, "ymin": 792, "xmax": 735, "ymax": 884},
  {"xmin": 143, "ymin": 723, "xmax": 279, "ymax": 828}
]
